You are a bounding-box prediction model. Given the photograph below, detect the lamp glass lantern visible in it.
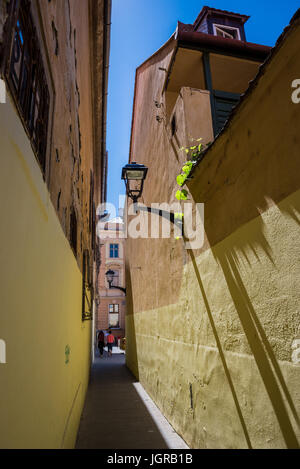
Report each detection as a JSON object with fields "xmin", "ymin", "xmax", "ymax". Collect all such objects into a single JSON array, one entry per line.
[
  {"xmin": 121, "ymin": 162, "xmax": 148, "ymax": 203},
  {"xmin": 105, "ymin": 269, "xmax": 115, "ymax": 287}
]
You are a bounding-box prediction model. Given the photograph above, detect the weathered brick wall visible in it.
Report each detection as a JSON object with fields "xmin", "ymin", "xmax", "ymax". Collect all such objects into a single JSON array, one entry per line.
[
  {"xmin": 39, "ymin": 0, "xmax": 97, "ymax": 269},
  {"xmin": 0, "ymin": 0, "xmax": 107, "ymax": 271}
]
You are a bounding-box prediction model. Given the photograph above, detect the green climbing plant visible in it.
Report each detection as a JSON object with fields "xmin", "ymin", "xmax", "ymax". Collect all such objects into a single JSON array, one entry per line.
[
  {"xmin": 174, "ymin": 137, "xmax": 211, "ymax": 239},
  {"xmin": 175, "ymin": 137, "xmax": 208, "ymax": 201}
]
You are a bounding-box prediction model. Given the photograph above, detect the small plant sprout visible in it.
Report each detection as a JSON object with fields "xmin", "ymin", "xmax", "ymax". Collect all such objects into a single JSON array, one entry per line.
[{"xmin": 174, "ymin": 137, "xmax": 206, "ymax": 237}]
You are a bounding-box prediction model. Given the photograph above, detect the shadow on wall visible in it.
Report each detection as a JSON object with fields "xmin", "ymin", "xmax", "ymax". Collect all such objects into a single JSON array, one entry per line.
[
  {"xmin": 188, "ymin": 248, "xmax": 252, "ymax": 449},
  {"xmin": 216, "ymin": 248, "xmax": 299, "ymax": 449},
  {"xmin": 125, "ymin": 261, "xmax": 139, "ymax": 380},
  {"xmin": 281, "ymin": 197, "xmax": 300, "ymax": 228},
  {"xmin": 188, "ymin": 195, "xmax": 300, "ymax": 449}
]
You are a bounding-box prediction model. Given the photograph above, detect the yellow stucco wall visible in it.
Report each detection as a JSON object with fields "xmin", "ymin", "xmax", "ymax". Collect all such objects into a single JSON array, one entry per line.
[
  {"xmin": 126, "ymin": 15, "xmax": 300, "ymax": 449},
  {"xmin": 127, "ymin": 188, "xmax": 300, "ymax": 448},
  {"xmin": 0, "ymin": 96, "xmax": 91, "ymax": 448}
]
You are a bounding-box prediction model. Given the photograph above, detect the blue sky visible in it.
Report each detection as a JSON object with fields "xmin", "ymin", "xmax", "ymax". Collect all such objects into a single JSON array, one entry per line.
[{"xmin": 106, "ymin": 0, "xmax": 299, "ymax": 213}]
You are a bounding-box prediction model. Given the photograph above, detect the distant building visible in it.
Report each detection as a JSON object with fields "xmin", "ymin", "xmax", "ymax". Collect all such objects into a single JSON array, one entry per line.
[{"xmin": 97, "ymin": 217, "xmax": 126, "ymax": 343}]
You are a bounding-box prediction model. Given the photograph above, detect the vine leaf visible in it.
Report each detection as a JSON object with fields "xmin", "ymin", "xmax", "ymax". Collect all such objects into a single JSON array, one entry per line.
[
  {"xmin": 182, "ymin": 161, "xmax": 193, "ymax": 174},
  {"xmin": 177, "ymin": 174, "xmax": 187, "ymax": 186},
  {"xmin": 176, "ymin": 189, "xmax": 188, "ymax": 201}
]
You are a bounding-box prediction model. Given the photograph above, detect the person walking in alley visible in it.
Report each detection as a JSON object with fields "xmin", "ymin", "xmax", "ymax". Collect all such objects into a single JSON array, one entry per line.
[
  {"xmin": 107, "ymin": 330, "xmax": 115, "ymax": 357},
  {"xmin": 97, "ymin": 330, "xmax": 105, "ymax": 358}
]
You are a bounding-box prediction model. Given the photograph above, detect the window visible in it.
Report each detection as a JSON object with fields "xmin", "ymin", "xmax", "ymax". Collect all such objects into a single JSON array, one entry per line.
[
  {"xmin": 213, "ymin": 24, "xmax": 241, "ymax": 40},
  {"xmin": 4, "ymin": 0, "xmax": 50, "ymax": 176},
  {"xmin": 110, "ymin": 244, "xmax": 119, "ymax": 258},
  {"xmin": 109, "ymin": 304, "xmax": 119, "ymax": 328}
]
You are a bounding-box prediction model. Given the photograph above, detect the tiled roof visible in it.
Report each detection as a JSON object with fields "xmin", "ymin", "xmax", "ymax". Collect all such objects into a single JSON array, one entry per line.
[
  {"xmin": 193, "ymin": 6, "xmax": 250, "ymax": 30},
  {"xmin": 177, "ymin": 21, "xmax": 194, "ymax": 32}
]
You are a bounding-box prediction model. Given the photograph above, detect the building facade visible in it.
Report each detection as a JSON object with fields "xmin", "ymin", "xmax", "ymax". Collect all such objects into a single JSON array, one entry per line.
[
  {"xmin": 97, "ymin": 217, "xmax": 126, "ymax": 344},
  {"xmin": 0, "ymin": 0, "xmax": 110, "ymax": 448},
  {"xmin": 126, "ymin": 7, "xmax": 300, "ymax": 449}
]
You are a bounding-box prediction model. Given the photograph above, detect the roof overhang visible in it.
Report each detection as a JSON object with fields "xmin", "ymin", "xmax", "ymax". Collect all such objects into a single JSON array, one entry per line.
[
  {"xmin": 176, "ymin": 26, "xmax": 271, "ymax": 61},
  {"xmin": 163, "ymin": 26, "xmax": 271, "ymax": 96}
]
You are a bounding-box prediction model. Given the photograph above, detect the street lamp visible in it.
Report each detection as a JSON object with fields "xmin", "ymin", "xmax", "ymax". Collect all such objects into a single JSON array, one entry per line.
[
  {"xmin": 121, "ymin": 162, "xmax": 148, "ymax": 203},
  {"xmin": 121, "ymin": 162, "xmax": 183, "ymax": 232},
  {"xmin": 105, "ymin": 269, "xmax": 126, "ymax": 294}
]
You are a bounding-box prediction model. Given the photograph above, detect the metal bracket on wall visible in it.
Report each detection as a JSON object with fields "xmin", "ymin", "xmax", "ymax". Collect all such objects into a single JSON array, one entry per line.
[{"xmin": 133, "ymin": 203, "xmax": 184, "ymax": 235}]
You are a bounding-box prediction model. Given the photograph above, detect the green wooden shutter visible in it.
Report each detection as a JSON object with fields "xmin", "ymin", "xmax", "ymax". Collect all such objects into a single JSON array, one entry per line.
[{"xmin": 213, "ymin": 90, "xmax": 240, "ymax": 135}]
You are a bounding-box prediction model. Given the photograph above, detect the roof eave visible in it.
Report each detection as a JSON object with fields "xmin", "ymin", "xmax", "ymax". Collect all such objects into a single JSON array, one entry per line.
[{"xmin": 177, "ymin": 29, "xmax": 271, "ymax": 61}]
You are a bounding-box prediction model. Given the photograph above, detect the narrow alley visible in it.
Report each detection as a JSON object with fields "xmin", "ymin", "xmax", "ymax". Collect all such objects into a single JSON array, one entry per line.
[
  {"xmin": 1, "ymin": 0, "xmax": 300, "ymax": 451},
  {"xmin": 76, "ymin": 351, "xmax": 188, "ymax": 449}
]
